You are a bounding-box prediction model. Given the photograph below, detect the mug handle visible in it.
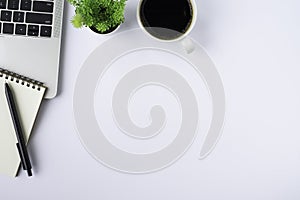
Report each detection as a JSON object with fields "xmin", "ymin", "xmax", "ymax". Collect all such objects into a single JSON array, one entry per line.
[{"xmin": 181, "ymin": 37, "xmax": 196, "ymax": 54}]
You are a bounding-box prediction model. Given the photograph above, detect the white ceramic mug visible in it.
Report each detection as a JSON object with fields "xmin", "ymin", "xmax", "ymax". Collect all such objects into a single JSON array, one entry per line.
[{"xmin": 137, "ymin": 0, "xmax": 197, "ymax": 53}]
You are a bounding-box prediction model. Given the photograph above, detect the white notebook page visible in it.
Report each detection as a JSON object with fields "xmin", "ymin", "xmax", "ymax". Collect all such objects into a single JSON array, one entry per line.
[{"xmin": 0, "ymin": 71, "xmax": 46, "ymax": 177}]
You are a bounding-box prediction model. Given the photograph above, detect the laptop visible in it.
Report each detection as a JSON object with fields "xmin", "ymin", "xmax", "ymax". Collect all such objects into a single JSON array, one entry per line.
[{"xmin": 0, "ymin": 0, "xmax": 64, "ymax": 99}]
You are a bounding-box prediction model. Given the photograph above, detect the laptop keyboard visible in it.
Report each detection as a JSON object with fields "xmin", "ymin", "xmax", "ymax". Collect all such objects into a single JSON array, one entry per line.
[{"xmin": 0, "ymin": 0, "xmax": 53, "ymax": 37}]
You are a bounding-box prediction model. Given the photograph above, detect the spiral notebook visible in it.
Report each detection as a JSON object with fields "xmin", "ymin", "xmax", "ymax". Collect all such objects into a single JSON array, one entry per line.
[{"xmin": 0, "ymin": 68, "xmax": 46, "ymax": 177}]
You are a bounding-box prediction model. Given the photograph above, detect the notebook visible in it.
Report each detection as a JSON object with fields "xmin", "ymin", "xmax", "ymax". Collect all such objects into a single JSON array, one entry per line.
[{"xmin": 0, "ymin": 68, "xmax": 46, "ymax": 177}]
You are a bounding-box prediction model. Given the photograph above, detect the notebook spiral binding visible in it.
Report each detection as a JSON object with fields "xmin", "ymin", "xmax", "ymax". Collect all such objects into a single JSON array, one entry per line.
[{"xmin": 0, "ymin": 68, "xmax": 45, "ymax": 91}]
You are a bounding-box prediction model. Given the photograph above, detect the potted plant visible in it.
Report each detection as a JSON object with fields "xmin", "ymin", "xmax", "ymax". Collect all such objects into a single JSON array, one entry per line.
[{"xmin": 68, "ymin": 0, "xmax": 127, "ymax": 34}]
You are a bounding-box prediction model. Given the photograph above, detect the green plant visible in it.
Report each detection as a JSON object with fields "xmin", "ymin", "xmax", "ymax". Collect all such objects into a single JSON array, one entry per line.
[{"xmin": 68, "ymin": 0, "xmax": 126, "ymax": 33}]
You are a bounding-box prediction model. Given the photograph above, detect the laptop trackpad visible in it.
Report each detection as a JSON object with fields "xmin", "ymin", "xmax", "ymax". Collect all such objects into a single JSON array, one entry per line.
[{"xmin": 0, "ymin": 36, "xmax": 60, "ymax": 98}]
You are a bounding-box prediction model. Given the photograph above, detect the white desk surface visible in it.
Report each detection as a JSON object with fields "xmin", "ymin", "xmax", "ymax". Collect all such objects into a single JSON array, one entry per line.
[{"xmin": 1, "ymin": 0, "xmax": 300, "ymax": 199}]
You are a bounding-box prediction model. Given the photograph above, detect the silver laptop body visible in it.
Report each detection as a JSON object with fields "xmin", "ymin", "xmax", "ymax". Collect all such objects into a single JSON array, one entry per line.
[{"xmin": 0, "ymin": 0, "xmax": 64, "ymax": 98}]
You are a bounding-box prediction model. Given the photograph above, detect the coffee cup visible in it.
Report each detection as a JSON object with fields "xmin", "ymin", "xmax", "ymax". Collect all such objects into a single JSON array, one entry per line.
[{"xmin": 137, "ymin": 0, "xmax": 197, "ymax": 53}]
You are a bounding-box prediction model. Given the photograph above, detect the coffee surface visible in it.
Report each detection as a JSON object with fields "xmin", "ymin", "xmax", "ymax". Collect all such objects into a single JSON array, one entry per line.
[{"xmin": 140, "ymin": 0, "xmax": 193, "ymax": 40}]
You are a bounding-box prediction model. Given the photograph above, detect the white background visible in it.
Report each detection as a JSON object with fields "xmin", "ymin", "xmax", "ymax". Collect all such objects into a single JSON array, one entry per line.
[{"xmin": 1, "ymin": 0, "xmax": 300, "ymax": 199}]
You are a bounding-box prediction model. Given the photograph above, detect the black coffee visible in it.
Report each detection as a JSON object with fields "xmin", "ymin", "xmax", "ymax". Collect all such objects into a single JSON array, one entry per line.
[{"xmin": 140, "ymin": 0, "xmax": 193, "ymax": 40}]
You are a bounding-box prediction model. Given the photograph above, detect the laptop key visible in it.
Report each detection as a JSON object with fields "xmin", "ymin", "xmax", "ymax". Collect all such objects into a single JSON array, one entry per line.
[
  {"xmin": 28, "ymin": 24, "xmax": 39, "ymax": 36},
  {"xmin": 20, "ymin": 0, "xmax": 31, "ymax": 11},
  {"xmin": 3, "ymin": 23, "xmax": 14, "ymax": 34},
  {"xmin": 13, "ymin": 12, "xmax": 25, "ymax": 22},
  {"xmin": 8, "ymin": 0, "xmax": 19, "ymax": 10},
  {"xmin": 40, "ymin": 26, "xmax": 51, "ymax": 37},
  {"xmin": 26, "ymin": 13, "xmax": 52, "ymax": 25},
  {"xmin": 33, "ymin": 1, "xmax": 53, "ymax": 13},
  {"xmin": 1, "ymin": 11, "xmax": 12, "ymax": 21},
  {"xmin": 15, "ymin": 24, "xmax": 26, "ymax": 35},
  {"xmin": 0, "ymin": 0, "xmax": 7, "ymax": 9}
]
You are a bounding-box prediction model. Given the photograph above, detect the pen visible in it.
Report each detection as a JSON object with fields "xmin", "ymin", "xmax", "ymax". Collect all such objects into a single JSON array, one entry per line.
[{"xmin": 4, "ymin": 83, "xmax": 33, "ymax": 177}]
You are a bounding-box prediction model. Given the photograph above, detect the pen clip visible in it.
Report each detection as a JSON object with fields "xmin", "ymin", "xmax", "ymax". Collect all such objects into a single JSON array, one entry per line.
[{"xmin": 16, "ymin": 143, "xmax": 26, "ymax": 170}]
